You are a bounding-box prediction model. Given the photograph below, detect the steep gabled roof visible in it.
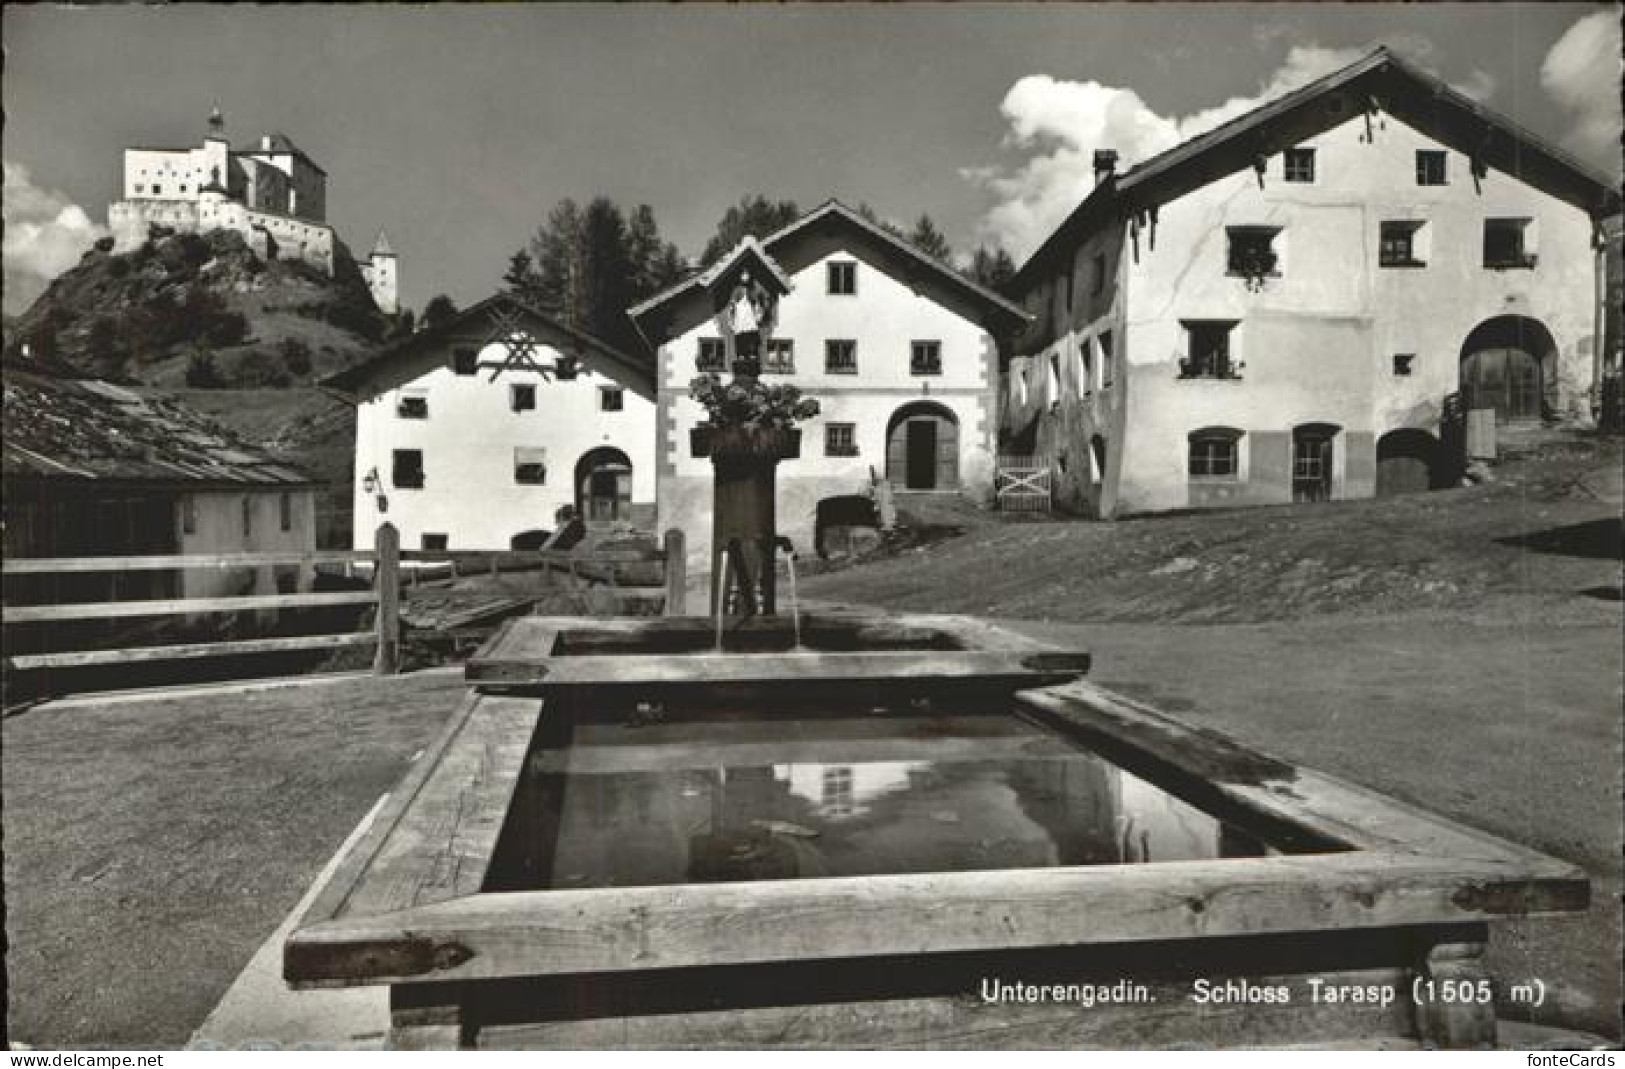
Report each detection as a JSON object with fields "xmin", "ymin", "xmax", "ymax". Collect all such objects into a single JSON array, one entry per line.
[
  {"xmin": 322, "ymin": 292, "xmax": 653, "ymax": 399},
  {"xmin": 631, "ymin": 199, "xmax": 1029, "ymax": 344},
  {"xmin": 1015, "ymin": 47, "xmax": 1621, "ymax": 288},
  {"xmin": 2, "ymin": 371, "xmax": 317, "ymax": 488}
]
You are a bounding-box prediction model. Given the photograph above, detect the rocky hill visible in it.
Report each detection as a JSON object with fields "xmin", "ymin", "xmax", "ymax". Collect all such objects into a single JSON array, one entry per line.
[{"xmin": 5, "ymin": 227, "xmax": 398, "ymax": 389}]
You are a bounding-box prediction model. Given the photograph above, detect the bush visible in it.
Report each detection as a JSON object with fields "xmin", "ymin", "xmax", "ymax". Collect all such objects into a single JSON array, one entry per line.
[
  {"xmin": 233, "ymin": 348, "xmax": 291, "ymax": 388},
  {"xmin": 107, "ymin": 256, "xmax": 130, "ymax": 278},
  {"xmin": 185, "ymin": 351, "xmax": 225, "ymax": 388},
  {"xmin": 280, "ymin": 337, "xmax": 313, "ymax": 376}
]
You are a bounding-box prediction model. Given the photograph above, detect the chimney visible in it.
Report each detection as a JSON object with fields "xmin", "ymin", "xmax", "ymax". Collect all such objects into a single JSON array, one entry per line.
[{"xmin": 1093, "ymin": 149, "xmax": 1119, "ymax": 185}]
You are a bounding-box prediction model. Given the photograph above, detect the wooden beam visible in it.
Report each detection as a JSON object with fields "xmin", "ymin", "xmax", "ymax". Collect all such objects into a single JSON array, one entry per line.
[
  {"xmin": 7, "ymin": 632, "xmax": 375, "ymax": 671},
  {"xmin": 374, "ymin": 523, "xmax": 401, "ymax": 676},
  {"xmin": 5, "ymin": 591, "xmax": 378, "ymax": 623},
  {"xmin": 284, "ymin": 850, "xmax": 1582, "ymax": 987},
  {"xmin": 2, "ymin": 550, "xmax": 375, "ymax": 574},
  {"xmin": 662, "ymin": 529, "xmax": 686, "ymax": 616}
]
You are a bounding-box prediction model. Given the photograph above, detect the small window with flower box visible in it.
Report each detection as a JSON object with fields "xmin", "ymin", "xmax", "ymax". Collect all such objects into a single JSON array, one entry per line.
[
  {"xmin": 763, "ymin": 339, "xmax": 795, "ymax": 374},
  {"xmin": 1178, "ymin": 320, "xmax": 1240, "ymax": 380},
  {"xmin": 910, "ymin": 341, "xmax": 942, "ymax": 376},
  {"xmin": 1379, "ymin": 221, "xmax": 1428, "ymax": 268},
  {"xmin": 825, "ymin": 423, "xmax": 858, "ymax": 457},
  {"xmin": 697, "ymin": 338, "xmax": 727, "ymax": 372},
  {"xmin": 826, "ymin": 339, "xmax": 858, "ymax": 374},
  {"xmin": 1226, "ymin": 227, "xmax": 1281, "ymax": 286}
]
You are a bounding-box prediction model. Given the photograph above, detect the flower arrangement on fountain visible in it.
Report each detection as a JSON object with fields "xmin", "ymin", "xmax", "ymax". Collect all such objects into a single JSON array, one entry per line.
[{"xmin": 688, "ymin": 373, "xmax": 820, "ymax": 459}]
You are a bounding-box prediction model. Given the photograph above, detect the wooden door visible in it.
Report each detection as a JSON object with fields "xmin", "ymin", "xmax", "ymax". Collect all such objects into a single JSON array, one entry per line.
[
  {"xmin": 1463, "ymin": 348, "xmax": 1540, "ymax": 423},
  {"xmin": 906, "ymin": 419, "xmax": 938, "ymax": 490},
  {"xmin": 1292, "ymin": 431, "xmax": 1334, "ymax": 503}
]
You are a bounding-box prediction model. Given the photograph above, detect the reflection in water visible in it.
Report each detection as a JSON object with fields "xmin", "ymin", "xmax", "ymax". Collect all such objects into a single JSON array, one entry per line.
[{"xmin": 486, "ymin": 712, "xmax": 1272, "ymax": 892}]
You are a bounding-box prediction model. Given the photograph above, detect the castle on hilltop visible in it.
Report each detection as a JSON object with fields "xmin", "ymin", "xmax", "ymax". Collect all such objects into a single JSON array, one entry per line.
[{"xmin": 107, "ymin": 106, "xmax": 398, "ymax": 314}]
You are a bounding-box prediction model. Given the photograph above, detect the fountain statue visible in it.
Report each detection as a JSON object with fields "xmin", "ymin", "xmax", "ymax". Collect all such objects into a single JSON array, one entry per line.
[{"xmin": 687, "ymin": 241, "xmax": 816, "ymax": 617}]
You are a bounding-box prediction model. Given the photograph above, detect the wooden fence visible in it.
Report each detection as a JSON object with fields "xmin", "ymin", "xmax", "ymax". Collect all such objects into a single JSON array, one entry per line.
[
  {"xmin": 3, "ymin": 524, "xmax": 686, "ymax": 681},
  {"xmin": 995, "ymin": 456, "xmax": 1053, "ymax": 513}
]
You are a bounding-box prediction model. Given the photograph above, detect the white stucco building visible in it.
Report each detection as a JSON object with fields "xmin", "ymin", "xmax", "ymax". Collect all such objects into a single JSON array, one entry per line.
[
  {"xmin": 1004, "ymin": 48, "xmax": 1620, "ymax": 518},
  {"xmin": 630, "ymin": 201, "xmax": 1029, "ymax": 571},
  {"xmin": 326, "ymin": 294, "xmax": 656, "ymax": 552}
]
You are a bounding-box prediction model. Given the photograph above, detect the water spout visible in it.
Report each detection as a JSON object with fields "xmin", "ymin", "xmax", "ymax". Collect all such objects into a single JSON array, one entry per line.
[
  {"xmin": 714, "ymin": 546, "xmax": 732, "ymax": 653},
  {"xmin": 776, "ymin": 536, "xmax": 803, "ymax": 651}
]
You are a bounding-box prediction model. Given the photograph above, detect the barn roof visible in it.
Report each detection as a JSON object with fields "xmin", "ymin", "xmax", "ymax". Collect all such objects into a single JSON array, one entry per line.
[
  {"xmin": 2, "ymin": 371, "xmax": 319, "ymax": 489},
  {"xmin": 1015, "ymin": 47, "xmax": 1622, "ymax": 288},
  {"xmin": 322, "ymin": 292, "xmax": 653, "ymax": 399},
  {"xmin": 630, "ymin": 199, "xmax": 1029, "ymax": 346}
]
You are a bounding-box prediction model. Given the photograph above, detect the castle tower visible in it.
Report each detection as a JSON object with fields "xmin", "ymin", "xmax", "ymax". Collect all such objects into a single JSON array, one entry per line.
[{"xmin": 363, "ymin": 229, "xmax": 399, "ymax": 315}]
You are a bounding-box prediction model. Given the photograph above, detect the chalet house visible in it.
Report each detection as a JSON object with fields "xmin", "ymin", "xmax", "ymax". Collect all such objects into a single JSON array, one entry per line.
[
  {"xmin": 2, "ymin": 368, "xmax": 320, "ymax": 603},
  {"xmin": 324, "ymin": 294, "xmax": 656, "ymax": 553},
  {"xmin": 630, "ymin": 200, "xmax": 1029, "ymax": 569},
  {"xmin": 1003, "ymin": 48, "xmax": 1621, "ymax": 518}
]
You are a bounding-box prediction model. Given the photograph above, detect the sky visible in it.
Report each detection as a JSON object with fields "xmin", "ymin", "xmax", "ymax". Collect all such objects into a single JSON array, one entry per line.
[{"xmin": 4, "ymin": 3, "xmax": 1619, "ymax": 316}]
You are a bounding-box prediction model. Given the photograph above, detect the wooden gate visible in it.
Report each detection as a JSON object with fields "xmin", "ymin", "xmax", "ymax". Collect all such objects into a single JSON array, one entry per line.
[{"xmin": 995, "ymin": 456, "xmax": 1052, "ymax": 512}]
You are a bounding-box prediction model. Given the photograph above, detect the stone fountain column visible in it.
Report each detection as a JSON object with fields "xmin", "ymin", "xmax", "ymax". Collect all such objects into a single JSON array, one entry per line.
[{"xmin": 695, "ymin": 353, "xmax": 800, "ymax": 617}]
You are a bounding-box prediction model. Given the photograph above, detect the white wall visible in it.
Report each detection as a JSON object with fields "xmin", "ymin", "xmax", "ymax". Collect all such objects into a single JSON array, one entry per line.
[
  {"xmin": 1010, "ymin": 108, "xmax": 1603, "ymax": 517},
  {"xmin": 176, "ymin": 488, "xmax": 317, "ymax": 600},
  {"xmin": 351, "ymin": 335, "xmax": 657, "ymax": 551}
]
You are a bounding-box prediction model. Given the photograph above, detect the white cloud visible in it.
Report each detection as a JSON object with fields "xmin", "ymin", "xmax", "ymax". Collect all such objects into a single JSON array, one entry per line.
[
  {"xmin": 1540, "ymin": 12, "xmax": 1623, "ymax": 179},
  {"xmin": 967, "ymin": 41, "xmax": 1502, "ymax": 259},
  {"xmin": 3, "ymin": 160, "xmax": 108, "ymax": 316}
]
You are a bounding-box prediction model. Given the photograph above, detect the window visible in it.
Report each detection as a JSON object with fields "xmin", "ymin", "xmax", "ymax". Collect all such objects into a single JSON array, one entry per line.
[
  {"xmin": 911, "ymin": 340, "xmax": 942, "ymax": 376},
  {"xmin": 181, "ymin": 496, "xmax": 196, "ymax": 535},
  {"xmin": 513, "ymin": 447, "xmax": 547, "ymax": 485},
  {"xmin": 825, "ymin": 423, "xmax": 858, "ymax": 457},
  {"xmin": 279, "ymin": 492, "xmax": 292, "ymax": 532},
  {"xmin": 599, "ymin": 386, "xmax": 625, "ymax": 412},
  {"xmin": 1226, "ymin": 227, "xmax": 1281, "ymax": 280},
  {"xmin": 1416, "ymin": 150, "xmax": 1447, "ymax": 186},
  {"xmin": 241, "ymin": 495, "xmax": 253, "ymax": 538},
  {"xmin": 421, "ymin": 533, "xmax": 449, "ymax": 552},
  {"xmin": 393, "ymin": 449, "xmax": 425, "ymax": 489},
  {"xmin": 1379, "ymin": 221, "xmax": 1427, "ymax": 267},
  {"xmin": 1483, "ymin": 218, "xmax": 1535, "ymax": 269},
  {"xmin": 1180, "ymin": 321, "xmax": 1238, "ymax": 379},
  {"xmin": 151, "ymin": 184, "xmax": 162, "ymax": 196},
  {"xmin": 826, "ymin": 339, "xmax": 858, "ymax": 373},
  {"xmin": 509, "ymin": 383, "xmax": 536, "ymax": 412},
  {"xmin": 1393, "ymin": 353, "xmax": 1416, "ymax": 376},
  {"xmin": 697, "ymin": 338, "xmax": 727, "ymax": 372},
  {"xmin": 451, "ymin": 347, "xmax": 479, "ymax": 375},
  {"xmin": 827, "ymin": 260, "xmax": 857, "ymax": 295},
  {"xmin": 1077, "ymin": 338, "xmax": 1094, "ymax": 393},
  {"xmin": 1283, "ymin": 147, "xmax": 1316, "ymax": 183},
  {"xmin": 1188, "ymin": 428, "xmax": 1242, "ymax": 478},
  {"xmin": 1092, "ymin": 253, "xmax": 1107, "ymax": 295},
  {"xmin": 396, "ymin": 393, "xmax": 428, "ymax": 419},
  {"xmin": 763, "ymin": 339, "xmax": 795, "ymax": 374},
  {"xmin": 1098, "ymin": 330, "xmax": 1114, "ymax": 390}
]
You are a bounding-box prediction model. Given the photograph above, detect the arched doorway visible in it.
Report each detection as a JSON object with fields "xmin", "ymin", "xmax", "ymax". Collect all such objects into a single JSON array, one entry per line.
[
  {"xmin": 886, "ymin": 402, "xmax": 960, "ymax": 491},
  {"xmin": 1376, "ymin": 429, "xmax": 1442, "ymax": 496},
  {"xmin": 575, "ymin": 447, "xmax": 632, "ymax": 523},
  {"xmin": 1460, "ymin": 316, "xmax": 1557, "ymax": 423},
  {"xmin": 1291, "ymin": 423, "xmax": 1340, "ymax": 503}
]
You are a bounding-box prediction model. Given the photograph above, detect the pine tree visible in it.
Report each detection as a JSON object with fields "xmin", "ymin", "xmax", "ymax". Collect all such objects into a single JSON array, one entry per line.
[
  {"xmin": 907, "ymin": 214, "xmax": 953, "ymax": 262},
  {"xmin": 502, "ymin": 249, "xmax": 543, "ymax": 303},
  {"xmin": 422, "ymin": 294, "xmax": 460, "ymax": 329},
  {"xmin": 968, "ymin": 246, "xmax": 1017, "ymax": 293},
  {"xmin": 699, "ymin": 196, "xmax": 801, "ymax": 267}
]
